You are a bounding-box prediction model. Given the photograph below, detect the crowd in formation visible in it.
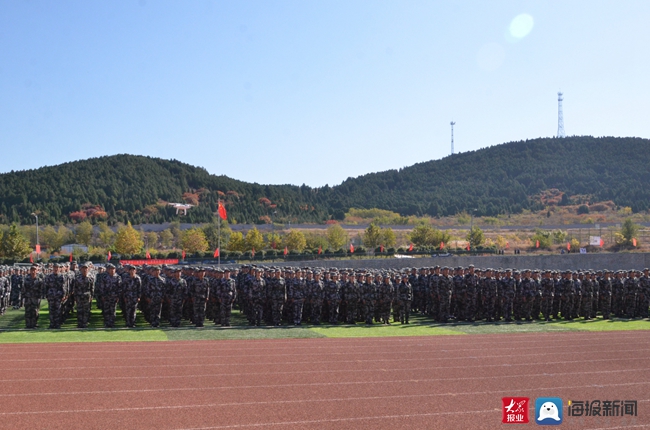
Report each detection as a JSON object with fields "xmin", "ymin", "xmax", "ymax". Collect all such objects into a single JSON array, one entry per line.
[{"xmin": 1, "ymin": 262, "xmax": 650, "ymax": 329}]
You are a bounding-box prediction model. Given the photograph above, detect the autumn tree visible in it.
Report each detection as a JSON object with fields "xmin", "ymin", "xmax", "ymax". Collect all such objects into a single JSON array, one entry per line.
[
  {"xmin": 244, "ymin": 227, "xmax": 265, "ymax": 251},
  {"xmin": 466, "ymin": 226, "xmax": 485, "ymax": 248},
  {"xmin": 382, "ymin": 227, "xmax": 396, "ymax": 248},
  {"xmin": 284, "ymin": 230, "xmax": 307, "ymax": 252},
  {"xmin": 0, "ymin": 224, "xmax": 32, "ymax": 260},
  {"xmin": 202, "ymin": 219, "xmax": 232, "ymax": 250},
  {"xmin": 181, "ymin": 228, "xmax": 209, "ymax": 253},
  {"xmin": 74, "ymin": 221, "xmax": 94, "ymax": 246},
  {"xmin": 145, "ymin": 231, "xmax": 159, "ymax": 249},
  {"xmin": 98, "ymin": 222, "xmax": 115, "ymax": 248},
  {"xmin": 362, "ymin": 223, "xmax": 383, "ymax": 249},
  {"xmin": 114, "ymin": 222, "xmax": 144, "ymax": 255},
  {"xmin": 159, "ymin": 229, "xmax": 174, "ymax": 248},
  {"xmin": 41, "ymin": 225, "xmax": 72, "ymax": 252},
  {"xmin": 408, "ymin": 224, "xmax": 450, "ymax": 248},
  {"xmin": 227, "ymin": 231, "xmax": 245, "ymax": 252},
  {"xmin": 326, "ymin": 224, "xmax": 348, "ymax": 250}
]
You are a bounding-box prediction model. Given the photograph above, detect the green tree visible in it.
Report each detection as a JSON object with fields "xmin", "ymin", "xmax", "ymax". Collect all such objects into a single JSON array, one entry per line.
[
  {"xmin": 74, "ymin": 221, "xmax": 94, "ymax": 246},
  {"xmin": 114, "ymin": 222, "xmax": 144, "ymax": 255},
  {"xmin": 41, "ymin": 225, "xmax": 72, "ymax": 252},
  {"xmin": 284, "ymin": 230, "xmax": 307, "ymax": 252},
  {"xmin": 227, "ymin": 231, "xmax": 245, "ymax": 252},
  {"xmin": 619, "ymin": 218, "xmax": 640, "ymax": 247},
  {"xmin": 530, "ymin": 229, "xmax": 552, "ymax": 249},
  {"xmin": 98, "ymin": 222, "xmax": 115, "ymax": 248},
  {"xmin": 362, "ymin": 223, "xmax": 383, "ymax": 249},
  {"xmin": 466, "ymin": 226, "xmax": 485, "ymax": 248},
  {"xmin": 382, "ymin": 227, "xmax": 396, "ymax": 248},
  {"xmin": 326, "ymin": 224, "xmax": 348, "ymax": 250},
  {"xmin": 202, "ymin": 220, "xmax": 232, "ymax": 250},
  {"xmin": 181, "ymin": 228, "xmax": 209, "ymax": 253},
  {"xmin": 145, "ymin": 231, "xmax": 159, "ymax": 249},
  {"xmin": 408, "ymin": 224, "xmax": 451, "ymax": 248},
  {"xmin": 244, "ymin": 227, "xmax": 265, "ymax": 251},
  {"xmin": 159, "ymin": 229, "xmax": 174, "ymax": 248},
  {"xmin": 0, "ymin": 224, "xmax": 32, "ymax": 260},
  {"xmin": 305, "ymin": 232, "xmax": 328, "ymax": 250},
  {"xmin": 265, "ymin": 232, "xmax": 282, "ymax": 249}
]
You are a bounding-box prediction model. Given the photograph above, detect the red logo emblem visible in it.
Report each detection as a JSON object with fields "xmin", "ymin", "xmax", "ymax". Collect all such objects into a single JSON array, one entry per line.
[{"xmin": 502, "ymin": 397, "xmax": 529, "ymax": 424}]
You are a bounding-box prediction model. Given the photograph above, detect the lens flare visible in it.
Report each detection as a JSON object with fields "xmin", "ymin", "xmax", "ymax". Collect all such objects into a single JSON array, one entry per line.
[{"xmin": 509, "ymin": 13, "xmax": 534, "ymax": 39}]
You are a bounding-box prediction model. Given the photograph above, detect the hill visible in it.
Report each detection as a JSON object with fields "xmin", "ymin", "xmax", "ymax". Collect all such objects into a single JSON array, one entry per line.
[{"xmin": 1, "ymin": 136, "xmax": 648, "ymax": 225}]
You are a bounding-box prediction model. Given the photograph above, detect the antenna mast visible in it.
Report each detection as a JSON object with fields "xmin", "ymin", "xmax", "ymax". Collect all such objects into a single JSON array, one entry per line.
[
  {"xmin": 557, "ymin": 92, "xmax": 565, "ymax": 138},
  {"xmin": 450, "ymin": 121, "xmax": 456, "ymax": 154}
]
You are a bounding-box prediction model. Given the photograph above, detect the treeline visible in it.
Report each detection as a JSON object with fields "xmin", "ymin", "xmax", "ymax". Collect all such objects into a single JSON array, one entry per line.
[{"xmin": 1, "ymin": 136, "xmax": 649, "ymax": 225}]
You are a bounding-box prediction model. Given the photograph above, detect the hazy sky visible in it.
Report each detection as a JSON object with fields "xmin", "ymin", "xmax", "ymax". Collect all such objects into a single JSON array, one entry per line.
[{"xmin": 2, "ymin": 1, "xmax": 649, "ymax": 187}]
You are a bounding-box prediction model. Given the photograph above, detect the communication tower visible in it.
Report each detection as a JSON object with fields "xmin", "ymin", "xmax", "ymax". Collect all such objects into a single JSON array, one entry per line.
[
  {"xmin": 450, "ymin": 121, "xmax": 456, "ymax": 154},
  {"xmin": 557, "ymin": 92, "xmax": 565, "ymax": 138}
]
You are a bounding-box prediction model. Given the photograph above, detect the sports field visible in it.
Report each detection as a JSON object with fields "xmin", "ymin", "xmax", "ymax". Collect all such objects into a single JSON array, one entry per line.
[{"xmin": 1, "ymin": 306, "xmax": 649, "ymax": 429}]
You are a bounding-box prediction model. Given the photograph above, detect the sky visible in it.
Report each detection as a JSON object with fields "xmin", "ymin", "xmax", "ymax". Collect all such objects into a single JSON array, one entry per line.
[{"xmin": 2, "ymin": 0, "xmax": 649, "ymax": 187}]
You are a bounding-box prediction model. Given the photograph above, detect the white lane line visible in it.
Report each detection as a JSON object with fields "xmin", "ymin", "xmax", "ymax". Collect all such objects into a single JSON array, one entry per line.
[
  {"xmin": 1, "ymin": 347, "xmax": 648, "ymax": 372},
  {"xmin": 0, "ymin": 368, "xmax": 647, "ymax": 398},
  {"xmin": 0, "ymin": 342, "xmax": 650, "ymax": 364},
  {"xmin": 1, "ymin": 356, "xmax": 646, "ymax": 383}
]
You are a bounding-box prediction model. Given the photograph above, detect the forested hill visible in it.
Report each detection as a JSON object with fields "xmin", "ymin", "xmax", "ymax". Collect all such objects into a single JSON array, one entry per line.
[
  {"xmin": 0, "ymin": 155, "xmax": 329, "ymax": 225},
  {"xmin": 0, "ymin": 136, "xmax": 649, "ymax": 225},
  {"xmin": 326, "ymin": 136, "xmax": 650, "ymax": 217}
]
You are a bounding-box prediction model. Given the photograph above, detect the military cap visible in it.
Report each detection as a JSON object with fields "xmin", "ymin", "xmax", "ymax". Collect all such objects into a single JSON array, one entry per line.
[
  {"xmin": 80, "ymin": 262, "xmax": 90, "ymax": 268},
  {"xmin": 151, "ymin": 265, "xmax": 161, "ymax": 270},
  {"xmin": 106, "ymin": 263, "xmax": 115, "ymax": 269}
]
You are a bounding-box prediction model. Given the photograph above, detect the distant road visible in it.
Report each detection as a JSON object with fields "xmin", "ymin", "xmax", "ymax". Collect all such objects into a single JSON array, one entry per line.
[{"xmin": 132, "ymin": 221, "xmax": 650, "ymax": 232}]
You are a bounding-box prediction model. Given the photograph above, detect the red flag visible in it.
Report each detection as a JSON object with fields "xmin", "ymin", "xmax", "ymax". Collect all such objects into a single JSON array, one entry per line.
[
  {"xmin": 182, "ymin": 250, "xmax": 186, "ymax": 260},
  {"xmin": 146, "ymin": 251, "xmax": 151, "ymax": 259},
  {"xmin": 30, "ymin": 253, "xmax": 33, "ymax": 263},
  {"xmin": 218, "ymin": 202, "xmax": 227, "ymax": 220},
  {"xmin": 408, "ymin": 244, "xmax": 413, "ymax": 251},
  {"xmin": 505, "ymin": 242, "xmax": 510, "ymax": 249},
  {"xmin": 271, "ymin": 241, "xmax": 277, "ymax": 249},
  {"xmin": 35, "ymin": 244, "xmax": 41, "ymax": 254},
  {"xmin": 69, "ymin": 252, "xmax": 73, "ymax": 262},
  {"xmin": 251, "ymin": 248, "xmax": 255, "ymax": 257},
  {"xmin": 283, "ymin": 246, "xmax": 288, "ymax": 256},
  {"xmin": 466, "ymin": 243, "xmax": 470, "ymax": 251},
  {"xmin": 380, "ymin": 245, "xmax": 384, "ymax": 253},
  {"xmin": 213, "ymin": 248, "xmax": 220, "ymax": 258},
  {"xmin": 440, "ymin": 242, "xmax": 444, "ymax": 250},
  {"xmin": 536, "ymin": 240, "xmax": 540, "ymax": 248},
  {"xmin": 567, "ymin": 242, "xmax": 571, "ymax": 251},
  {"xmin": 350, "ymin": 243, "xmax": 354, "ymax": 253},
  {"xmin": 318, "ymin": 246, "xmax": 322, "ymax": 255},
  {"xmin": 633, "ymin": 238, "xmax": 637, "ymax": 247},
  {"xmin": 107, "ymin": 251, "xmax": 112, "ymax": 261},
  {"xmin": 600, "ymin": 238, "xmax": 604, "ymax": 247}
]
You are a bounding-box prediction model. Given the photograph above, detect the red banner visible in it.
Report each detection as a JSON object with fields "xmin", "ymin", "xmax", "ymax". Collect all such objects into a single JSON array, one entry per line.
[{"xmin": 120, "ymin": 259, "xmax": 179, "ymax": 266}]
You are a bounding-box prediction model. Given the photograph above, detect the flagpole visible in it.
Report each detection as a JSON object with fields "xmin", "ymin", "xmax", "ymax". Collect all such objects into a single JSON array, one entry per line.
[{"xmin": 218, "ymin": 199, "xmax": 221, "ymax": 268}]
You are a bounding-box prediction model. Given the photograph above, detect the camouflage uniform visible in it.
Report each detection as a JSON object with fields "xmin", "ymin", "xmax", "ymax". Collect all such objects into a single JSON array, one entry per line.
[
  {"xmin": 167, "ymin": 275, "xmax": 188, "ymax": 327},
  {"xmin": 500, "ymin": 274, "xmax": 516, "ymax": 322},
  {"xmin": 147, "ymin": 272, "xmax": 166, "ymax": 327},
  {"xmin": 288, "ymin": 273, "xmax": 306, "ymax": 325},
  {"xmin": 482, "ymin": 273, "xmax": 498, "ymax": 322},
  {"xmin": 438, "ymin": 272, "xmax": 452, "ymax": 323},
  {"xmin": 122, "ymin": 273, "xmax": 142, "ymax": 328},
  {"xmin": 100, "ymin": 272, "xmax": 122, "ymax": 328},
  {"xmin": 44, "ymin": 270, "xmax": 66, "ymax": 329},
  {"xmin": 360, "ymin": 277, "xmax": 376, "ymax": 324},
  {"xmin": 637, "ymin": 273, "xmax": 650, "ymax": 318},
  {"xmin": 580, "ymin": 276, "xmax": 594, "ymax": 320},
  {"xmin": 599, "ymin": 275, "xmax": 612, "ymax": 319},
  {"xmin": 248, "ymin": 275, "xmax": 266, "ymax": 326},
  {"xmin": 624, "ymin": 275, "xmax": 638, "ymax": 318},
  {"xmin": 218, "ymin": 273, "xmax": 237, "ymax": 326},
  {"xmin": 611, "ymin": 275, "xmax": 625, "ymax": 317},
  {"xmin": 189, "ymin": 273, "xmax": 210, "ymax": 327},
  {"xmin": 377, "ymin": 278, "xmax": 394, "ymax": 324},
  {"xmin": 540, "ymin": 274, "xmax": 555, "ymax": 321},
  {"xmin": 397, "ymin": 277, "xmax": 412, "ymax": 324},
  {"xmin": 307, "ymin": 276, "xmax": 323, "ymax": 324},
  {"xmin": 323, "ymin": 277, "xmax": 341, "ymax": 324},
  {"xmin": 23, "ymin": 273, "xmax": 43, "ymax": 328},
  {"xmin": 72, "ymin": 272, "xmax": 95, "ymax": 328}
]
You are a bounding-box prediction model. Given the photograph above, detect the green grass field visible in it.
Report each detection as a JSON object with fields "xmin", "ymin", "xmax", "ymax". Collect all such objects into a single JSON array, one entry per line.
[{"xmin": 0, "ymin": 301, "xmax": 648, "ymax": 343}]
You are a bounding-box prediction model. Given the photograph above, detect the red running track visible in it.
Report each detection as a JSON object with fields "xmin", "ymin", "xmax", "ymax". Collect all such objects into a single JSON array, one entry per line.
[{"xmin": 0, "ymin": 331, "xmax": 649, "ymax": 429}]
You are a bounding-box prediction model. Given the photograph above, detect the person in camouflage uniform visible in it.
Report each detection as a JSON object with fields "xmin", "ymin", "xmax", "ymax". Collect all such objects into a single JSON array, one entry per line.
[
  {"xmin": 323, "ymin": 272, "xmax": 341, "ymax": 324},
  {"xmin": 611, "ymin": 271, "xmax": 625, "ymax": 318},
  {"xmin": 248, "ymin": 268, "xmax": 266, "ymax": 326},
  {"xmin": 146, "ymin": 266, "xmax": 166, "ymax": 327},
  {"xmin": 540, "ymin": 270, "xmax": 554, "ymax": 321},
  {"xmin": 377, "ymin": 274, "xmax": 394, "ymax": 324},
  {"xmin": 72, "ymin": 263, "xmax": 95, "ymax": 328},
  {"xmin": 44, "ymin": 264, "xmax": 67, "ymax": 329},
  {"xmin": 624, "ymin": 270, "xmax": 638, "ymax": 318},
  {"xmin": 482, "ymin": 269, "xmax": 498, "ymax": 322},
  {"xmin": 581, "ymin": 271, "xmax": 594, "ymax": 320},
  {"xmin": 10, "ymin": 267, "xmax": 23, "ymax": 309},
  {"xmin": 397, "ymin": 273, "xmax": 412, "ymax": 324},
  {"xmin": 217, "ymin": 268, "xmax": 237, "ymax": 326},
  {"xmin": 167, "ymin": 268, "xmax": 187, "ymax": 327},
  {"xmin": 307, "ymin": 271, "xmax": 323, "ymax": 324},
  {"xmin": 438, "ymin": 267, "xmax": 452, "ymax": 323},
  {"xmin": 267, "ymin": 269, "xmax": 286, "ymax": 326},
  {"xmin": 189, "ymin": 267, "xmax": 209, "ymax": 327},
  {"xmin": 360, "ymin": 273, "xmax": 376, "ymax": 324},
  {"xmin": 464, "ymin": 266, "xmax": 478, "ymax": 322},
  {"xmin": 23, "ymin": 265, "xmax": 43, "ymax": 329},
  {"xmin": 99, "ymin": 264, "xmax": 122, "ymax": 328},
  {"xmin": 637, "ymin": 269, "xmax": 650, "ymax": 319},
  {"xmin": 288, "ymin": 269, "xmax": 306, "ymax": 325},
  {"xmin": 499, "ymin": 269, "xmax": 515, "ymax": 322},
  {"xmin": 342, "ymin": 272, "xmax": 360, "ymax": 324},
  {"xmin": 122, "ymin": 265, "xmax": 142, "ymax": 328},
  {"xmin": 560, "ymin": 271, "xmax": 574, "ymax": 320},
  {"xmin": 599, "ymin": 271, "xmax": 613, "ymax": 319}
]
